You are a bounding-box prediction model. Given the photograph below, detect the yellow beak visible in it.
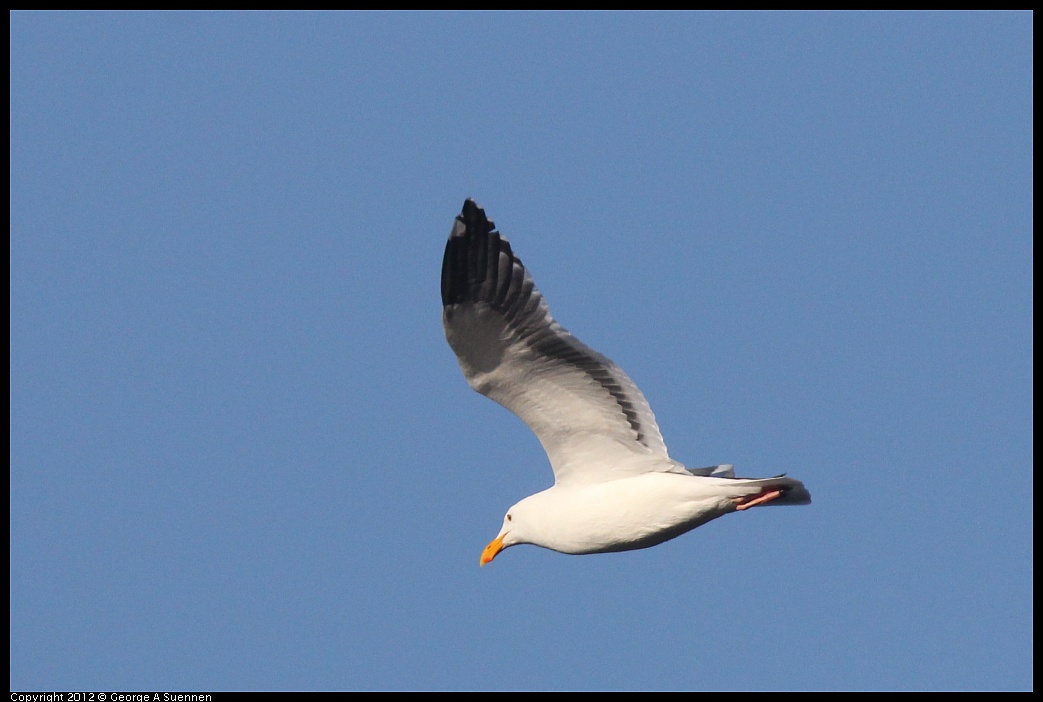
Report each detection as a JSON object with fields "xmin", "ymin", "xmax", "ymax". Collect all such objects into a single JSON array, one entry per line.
[{"xmin": 480, "ymin": 533, "xmax": 507, "ymax": 566}]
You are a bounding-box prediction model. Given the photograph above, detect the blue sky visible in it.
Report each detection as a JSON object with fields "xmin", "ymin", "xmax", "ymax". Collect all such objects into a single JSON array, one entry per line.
[{"xmin": 10, "ymin": 11, "xmax": 1032, "ymax": 691}]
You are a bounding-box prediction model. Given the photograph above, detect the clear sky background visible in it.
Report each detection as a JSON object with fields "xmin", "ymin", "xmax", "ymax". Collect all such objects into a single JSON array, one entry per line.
[{"xmin": 10, "ymin": 12, "xmax": 1032, "ymax": 691}]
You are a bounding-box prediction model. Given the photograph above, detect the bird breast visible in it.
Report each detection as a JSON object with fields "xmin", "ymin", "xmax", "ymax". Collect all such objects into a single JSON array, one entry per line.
[{"xmin": 519, "ymin": 473, "xmax": 737, "ymax": 555}]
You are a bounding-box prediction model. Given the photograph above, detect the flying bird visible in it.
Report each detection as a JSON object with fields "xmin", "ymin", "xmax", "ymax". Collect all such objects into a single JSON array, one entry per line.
[{"xmin": 441, "ymin": 199, "xmax": 810, "ymax": 565}]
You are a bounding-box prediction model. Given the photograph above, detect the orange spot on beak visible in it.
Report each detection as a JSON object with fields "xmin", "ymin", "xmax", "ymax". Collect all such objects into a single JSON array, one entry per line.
[{"xmin": 480, "ymin": 533, "xmax": 506, "ymax": 566}]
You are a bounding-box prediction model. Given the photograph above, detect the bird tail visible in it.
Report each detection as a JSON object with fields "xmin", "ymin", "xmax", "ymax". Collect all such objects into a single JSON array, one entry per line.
[
  {"xmin": 687, "ymin": 465, "xmax": 812, "ymax": 506},
  {"xmin": 736, "ymin": 474, "xmax": 812, "ymax": 507}
]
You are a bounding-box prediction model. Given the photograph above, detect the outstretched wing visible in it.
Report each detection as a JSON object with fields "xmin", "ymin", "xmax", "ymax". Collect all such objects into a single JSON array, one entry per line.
[{"xmin": 441, "ymin": 199, "xmax": 680, "ymax": 485}]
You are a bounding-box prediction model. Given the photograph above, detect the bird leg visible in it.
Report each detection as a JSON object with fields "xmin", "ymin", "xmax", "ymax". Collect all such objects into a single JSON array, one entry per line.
[{"xmin": 734, "ymin": 488, "xmax": 784, "ymax": 511}]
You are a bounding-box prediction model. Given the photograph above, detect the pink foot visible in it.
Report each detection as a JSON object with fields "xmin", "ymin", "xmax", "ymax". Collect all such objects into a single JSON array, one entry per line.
[{"xmin": 734, "ymin": 488, "xmax": 783, "ymax": 511}]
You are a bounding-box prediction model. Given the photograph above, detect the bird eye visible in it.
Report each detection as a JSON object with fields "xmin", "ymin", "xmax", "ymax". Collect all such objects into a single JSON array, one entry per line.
[{"xmin": 506, "ymin": 514, "xmax": 512, "ymax": 522}]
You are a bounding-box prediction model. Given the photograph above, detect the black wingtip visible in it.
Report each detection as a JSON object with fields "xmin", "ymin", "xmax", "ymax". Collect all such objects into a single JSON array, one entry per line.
[
  {"xmin": 459, "ymin": 198, "xmax": 496, "ymax": 236},
  {"xmin": 443, "ymin": 199, "xmax": 510, "ymax": 308}
]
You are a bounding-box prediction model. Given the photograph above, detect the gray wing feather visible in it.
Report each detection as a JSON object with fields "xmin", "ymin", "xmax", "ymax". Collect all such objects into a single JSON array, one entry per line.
[{"xmin": 442, "ymin": 200, "xmax": 675, "ymax": 484}]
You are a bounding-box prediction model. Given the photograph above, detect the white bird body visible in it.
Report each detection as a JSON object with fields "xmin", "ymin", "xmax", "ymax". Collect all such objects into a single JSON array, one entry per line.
[
  {"xmin": 501, "ymin": 472, "xmax": 792, "ymax": 556},
  {"xmin": 441, "ymin": 199, "xmax": 810, "ymax": 565}
]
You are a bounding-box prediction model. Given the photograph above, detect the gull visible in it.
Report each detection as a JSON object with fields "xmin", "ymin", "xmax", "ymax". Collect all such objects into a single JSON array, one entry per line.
[{"xmin": 441, "ymin": 199, "xmax": 810, "ymax": 565}]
